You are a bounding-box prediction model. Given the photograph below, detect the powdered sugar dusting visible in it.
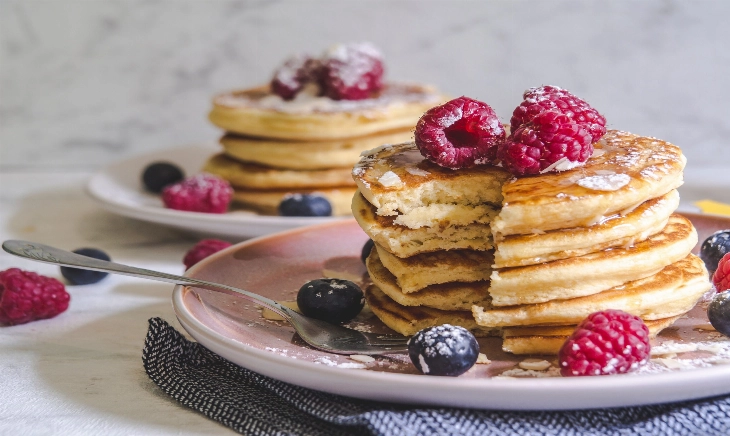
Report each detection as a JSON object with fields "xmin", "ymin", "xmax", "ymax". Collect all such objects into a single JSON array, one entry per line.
[
  {"xmin": 378, "ymin": 171, "xmax": 403, "ymax": 188},
  {"xmin": 216, "ymin": 83, "xmax": 439, "ymax": 114},
  {"xmin": 577, "ymin": 173, "xmax": 631, "ymax": 191}
]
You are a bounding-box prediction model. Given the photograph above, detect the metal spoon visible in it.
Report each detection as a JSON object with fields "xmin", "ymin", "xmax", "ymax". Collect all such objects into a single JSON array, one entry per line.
[{"xmin": 2, "ymin": 240, "xmax": 408, "ymax": 355}]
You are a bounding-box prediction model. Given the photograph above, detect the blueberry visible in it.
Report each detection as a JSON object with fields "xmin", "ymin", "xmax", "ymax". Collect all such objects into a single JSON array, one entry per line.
[
  {"xmin": 142, "ymin": 162, "xmax": 184, "ymax": 193},
  {"xmin": 408, "ymin": 324, "xmax": 479, "ymax": 376},
  {"xmin": 700, "ymin": 230, "xmax": 730, "ymax": 273},
  {"xmin": 708, "ymin": 291, "xmax": 730, "ymax": 337},
  {"xmin": 296, "ymin": 278, "xmax": 364, "ymax": 323},
  {"xmin": 60, "ymin": 248, "xmax": 111, "ymax": 285},
  {"xmin": 360, "ymin": 239, "xmax": 374, "ymax": 264},
  {"xmin": 278, "ymin": 194, "xmax": 332, "ymax": 217}
]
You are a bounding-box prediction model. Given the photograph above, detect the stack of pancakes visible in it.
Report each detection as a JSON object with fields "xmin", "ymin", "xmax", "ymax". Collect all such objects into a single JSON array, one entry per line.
[
  {"xmin": 353, "ymin": 130, "xmax": 711, "ymax": 354},
  {"xmin": 203, "ymin": 84, "xmax": 443, "ymax": 215}
]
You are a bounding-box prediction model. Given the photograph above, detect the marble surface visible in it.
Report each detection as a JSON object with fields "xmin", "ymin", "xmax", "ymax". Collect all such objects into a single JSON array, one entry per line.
[
  {"xmin": 2, "ymin": 0, "xmax": 730, "ymax": 172},
  {"xmin": 1, "ymin": 1, "xmax": 730, "ymax": 434}
]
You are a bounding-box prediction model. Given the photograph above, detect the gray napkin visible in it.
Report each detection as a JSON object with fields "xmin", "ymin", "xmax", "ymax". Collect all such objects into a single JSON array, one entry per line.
[{"xmin": 142, "ymin": 318, "xmax": 730, "ymax": 436}]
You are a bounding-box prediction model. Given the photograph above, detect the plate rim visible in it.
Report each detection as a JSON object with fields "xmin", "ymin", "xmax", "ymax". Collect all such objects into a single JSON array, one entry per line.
[
  {"xmin": 85, "ymin": 144, "xmax": 346, "ymax": 235},
  {"xmin": 172, "ymin": 216, "xmax": 730, "ymax": 411}
]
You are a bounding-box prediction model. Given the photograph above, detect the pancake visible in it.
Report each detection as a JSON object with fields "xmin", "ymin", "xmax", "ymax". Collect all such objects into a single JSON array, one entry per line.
[
  {"xmin": 351, "ymin": 131, "xmax": 685, "ymax": 237},
  {"xmin": 203, "ymin": 153, "xmax": 355, "ymax": 190},
  {"xmin": 364, "ymin": 284, "xmax": 498, "ymax": 337},
  {"xmin": 494, "ymin": 190, "xmax": 679, "ymax": 268},
  {"xmin": 492, "ymin": 130, "xmax": 686, "ymax": 237},
  {"xmin": 352, "ymin": 142, "xmax": 510, "ymax": 221},
  {"xmin": 365, "ymin": 284, "xmax": 681, "ymax": 354},
  {"xmin": 366, "ymin": 248, "xmax": 490, "ymax": 310},
  {"xmin": 488, "ymin": 214, "xmax": 697, "ymax": 306},
  {"xmin": 220, "ymin": 129, "xmax": 414, "ymax": 170},
  {"xmin": 232, "ymin": 187, "xmax": 356, "ymax": 216},
  {"xmin": 352, "ymin": 191, "xmax": 495, "ymax": 257},
  {"xmin": 374, "ymin": 244, "xmax": 493, "ymax": 293},
  {"xmin": 501, "ymin": 317, "xmax": 679, "ymax": 355},
  {"xmin": 209, "ymin": 83, "xmax": 444, "ymax": 140},
  {"xmin": 473, "ymin": 254, "xmax": 710, "ymax": 327}
]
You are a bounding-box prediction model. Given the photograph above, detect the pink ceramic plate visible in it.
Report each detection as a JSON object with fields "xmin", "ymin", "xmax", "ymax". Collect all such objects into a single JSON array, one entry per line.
[{"xmin": 173, "ymin": 214, "xmax": 730, "ymax": 410}]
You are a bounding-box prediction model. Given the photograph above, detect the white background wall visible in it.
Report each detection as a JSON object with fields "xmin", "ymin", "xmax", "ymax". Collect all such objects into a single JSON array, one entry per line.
[{"xmin": 2, "ymin": 0, "xmax": 728, "ymax": 177}]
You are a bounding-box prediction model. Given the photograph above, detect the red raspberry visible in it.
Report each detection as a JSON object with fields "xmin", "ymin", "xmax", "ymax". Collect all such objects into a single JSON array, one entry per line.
[
  {"xmin": 162, "ymin": 174, "xmax": 233, "ymax": 214},
  {"xmin": 414, "ymin": 96, "xmax": 506, "ymax": 169},
  {"xmin": 558, "ymin": 309, "xmax": 650, "ymax": 377},
  {"xmin": 712, "ymin": 253, "xmax": 730, "ymax": 292},
  {"xmin": 511, "ymin": 85, "xmax": 607, "ymax": 143},
  {"xmin": 498, "ymin": 110, "xmax": 593, "ymax": 176},
  {"xmin": 271, "ymin": 54, "xmax": 322, "ymax": 100},
  {"xmin": 183, "ymin": 239, "xmax": 232, "ymax": 270},
  {"xmin": 0, "ymin": 268, "xmax": 70, "ymax": 325},
  {"xmin": 320, "ymin": 42, "xmax": 384, "ymax": 100}
]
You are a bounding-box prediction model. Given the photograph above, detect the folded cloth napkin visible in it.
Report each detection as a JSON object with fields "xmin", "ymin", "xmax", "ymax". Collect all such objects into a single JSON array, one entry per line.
[{"xmin": 143, "ymin": 318, "xmax": 730, "ymax": 436}]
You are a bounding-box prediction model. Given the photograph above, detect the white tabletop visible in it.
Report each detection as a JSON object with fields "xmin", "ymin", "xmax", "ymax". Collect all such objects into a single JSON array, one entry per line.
[{"xmin": 0, "ymin": 172, "xmax": 233, "ymax": 435}]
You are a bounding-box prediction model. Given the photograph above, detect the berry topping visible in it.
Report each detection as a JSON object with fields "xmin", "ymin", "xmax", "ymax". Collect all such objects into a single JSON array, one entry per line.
[
  {"xmin": 320, "ymin": 42, "xmax": 384, "ymax": 101},
  {"xmin": 712, "ymin": 253, "xmax": 730, "ymax": 292},
  {"xmin": 558, "ymin": 309, "xmax": 650, "ymax": 377},
  {"xmin": 360, "ymin": 239, "xmax": 375, "ymax": 265},
  {"xmin": 60, "ymin": 248, "xmax": 111, "ymax": 285},
  {"xmin": 511, "ymin": 85, "xmax": 607, "ymax": 143},
  {"xmin": 278, "ymin": 194, "xmax": 332, "ymax": 217},
  {"xmin": 414, "ymin": 96, "xmax": 506, "ymax": 169},
  {"xmin": 142, "ymin": 162, "xmax": 185, "ymax": 193},
  {"xmin": 498, "ymin": 110, "xmax": 593, "ymax": 176},
  {"xmin": 271, "ymin": 54, "xmax": 322, "ymax": 100},
  {"xmin": 162, "ymin": 173, "xmax": 233, "ymax": 214},
  {"xmin": 708, "ymin": 291, "xmax": 730, "ymax": 337},
  {"xmin": 183, "ymin": 239, "xmax": 232, "ymax": 270},
  {"xmin": 407, "ymin": 324, "xmax": 479, "ymax": 376},
  {"xmin": 701, "ymin": 230, "xmax": 730, "ymax": 273},
  {"xmin": 296, "ymin": 278, "xmax": 364, "ymax": 324},
  {"xmin": 0, "ymin": 268, "xmax": 70, "ymax": 325}
]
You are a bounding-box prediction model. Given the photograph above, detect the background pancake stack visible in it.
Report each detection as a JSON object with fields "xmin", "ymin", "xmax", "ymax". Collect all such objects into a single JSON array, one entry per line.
[
  {"xmin": 203, "ymin": 84, "xmax": 443, "ymax": 216},
  {"xmin": 353, "ymin": 130, "xmax": 712, "ymax": 355}
]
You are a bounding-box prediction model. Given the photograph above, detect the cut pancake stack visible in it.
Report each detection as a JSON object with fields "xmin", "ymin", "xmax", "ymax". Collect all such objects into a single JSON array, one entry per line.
[
  {"xmin": 203, "ymin": 84, "xmax": 443, "ymax": 215},
  {"xmin": 353, "ymin": 130, "xmax": 711, "ymax": 355}
]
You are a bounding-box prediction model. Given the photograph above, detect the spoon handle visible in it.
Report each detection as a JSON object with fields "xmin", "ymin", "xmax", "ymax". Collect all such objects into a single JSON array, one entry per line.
[{"xmin": 1, "ymin": 240, "xmax": 293, "ymax": 320}]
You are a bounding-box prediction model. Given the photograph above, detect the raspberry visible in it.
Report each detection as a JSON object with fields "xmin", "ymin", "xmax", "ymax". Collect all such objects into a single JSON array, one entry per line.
[
  {"xmin": 498, "ymin": 110, "xmax": 593, "ymax": 176},
  {"xmin": 414, "ymin": 96, "xmax": 506, "ymax": 169},
  {"xmin": 712, "ymin": 253, "xmax": 730, "ymax": 292},
  {"xmin": 320, "ymin": 42, "xmax": 384, "ymax": 100},
  {"xmin": 183, "ymin": 239, "xmax": 232, "ymax": 270},
  {"xmin": 0, "ymin": 268, "xmax": 70, "ymax": 325},
  {"xmin": 271, "ymin": 54, "xmax": 322, "ymax": 100},
  {"xmin": 511, "ymin": 85, "xmax": 606, "ymax": 143},
  {"xmin": 162, "ymin": 174, "xmax": 233, "ymax": 214},
  {"xmin": 558, "ymin": 309, "xmax": 650, "ymax": 377}
]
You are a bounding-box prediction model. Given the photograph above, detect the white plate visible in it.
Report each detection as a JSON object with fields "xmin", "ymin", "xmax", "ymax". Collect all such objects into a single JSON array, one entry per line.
[
  {"xmin": 86, "ymin": 145, "xmax": 345, "ymax": 239},
  {"xmin": 172, "ymin": 218, "xmax": 730, "ymax": 411}
]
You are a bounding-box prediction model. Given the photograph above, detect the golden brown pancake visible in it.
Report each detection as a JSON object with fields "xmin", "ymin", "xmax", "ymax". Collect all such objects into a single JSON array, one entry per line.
[
  {"xmin": 209, "ymin": 83, "xmax": 445, "ymax": 140},
  {"xmin": 203, "ymin": 153, "xmax": 355, "ymax": 190},
  {"xmin": 488, "ymin": 214, "xmax": 697, "ymax": 306},
  {"xmin": 366, "ymin": 248, "xmax": 490, "ymax": 311},
  {"xmin": 220, "ymin": 129, "xmax": 414, "ymax": 170},
  {"xmin": 501, "ymin": 317, "xmax": 679, "ymax": 355},
  {"xmin": 492, "ymin": 130, "xmax": 686, "ymax": 237},
  {"xmin": 364, "ymin": 284, "xmax": 498, "ymax": 337},
  {"xmin": 374, "ymin": 243, "xmax": 493, "ymax": 293},
  {"xmin": 351, "ymin": 131, "xmax": 685, "ymax": 238},
  {"xmin": 352, "ymin": 191, "xmax": 495, "ymax": 257},
  {"xmin": 365, "ymin": 284, "xmax": 680, "ymax": 355},
  {"xmin": 473, "ymin": 254, "xmax": 710, "ymax": 327},
  {"xmin": 494, "ymin": 190, "xmax": 679, "ymax": 268}
]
